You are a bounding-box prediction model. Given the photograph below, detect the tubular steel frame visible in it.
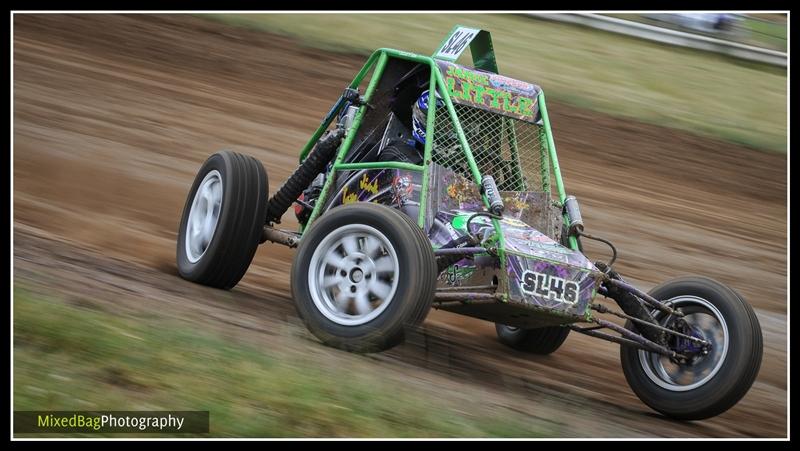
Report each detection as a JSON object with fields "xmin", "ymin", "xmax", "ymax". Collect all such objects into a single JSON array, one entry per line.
[{"xmin": 285, "ymin": 46, "xmax": 696, "ymax": 360}]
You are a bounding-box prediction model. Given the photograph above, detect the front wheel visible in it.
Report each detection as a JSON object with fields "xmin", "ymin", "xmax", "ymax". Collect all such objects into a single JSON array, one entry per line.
[
  {"xmin": 620, "ymin": 276, "xmax": 762, "ymax": 420},
  {"xmin": 291, "ymin": 203, "xmax": 437, "ymax": 353},
  {"xmin": 176, "ymin": 150, "xmax": 268, "ymax": 289}
]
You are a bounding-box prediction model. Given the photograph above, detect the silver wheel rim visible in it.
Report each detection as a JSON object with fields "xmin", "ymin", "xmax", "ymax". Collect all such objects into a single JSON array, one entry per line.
[
  {"xmin": 638, "ymin": 295, "xmax": 729, "ymax": 392},
  {"xmin": 308, "ymin": 224, "xmax": 399, "ymax": 326},
  {"xmin": 185, "ymin": 170, "xmax": 223, "ymax": 264}
]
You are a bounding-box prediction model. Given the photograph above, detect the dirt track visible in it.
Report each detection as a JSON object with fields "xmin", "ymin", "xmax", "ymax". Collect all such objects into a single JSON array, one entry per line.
[{"xmin": 13, "ymin": 15, "xmax": 787, "ymax": 437}]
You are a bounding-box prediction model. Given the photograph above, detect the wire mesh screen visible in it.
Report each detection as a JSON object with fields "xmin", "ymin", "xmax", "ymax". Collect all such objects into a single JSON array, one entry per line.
[{"xmin": 431, "ymin": 103, "xmax": 549, "ymax": 193}]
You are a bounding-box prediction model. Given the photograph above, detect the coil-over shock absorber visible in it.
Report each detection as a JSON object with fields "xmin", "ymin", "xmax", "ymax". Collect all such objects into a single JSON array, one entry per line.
[{"xmin": 264, "ymin": 128, "xmax": 345, "ymax": 225}]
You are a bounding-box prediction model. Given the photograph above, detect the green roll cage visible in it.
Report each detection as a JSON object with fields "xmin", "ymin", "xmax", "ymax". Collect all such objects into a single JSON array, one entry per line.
[{"xmin": 296, "ymin": 26, "xmax": 579, "ymax": 255}]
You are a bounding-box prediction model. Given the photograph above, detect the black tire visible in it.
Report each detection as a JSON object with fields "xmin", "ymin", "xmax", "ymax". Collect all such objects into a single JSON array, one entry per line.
[
  {"xmin": 620, "ymin": 276, "xmax": 762, "ymax": 420},
  {"xmin": 495, "ymin": 324, "xmax": 570, "ymax": 355},
  {"xmin": 291, "ymin": 203, "xmax": 436, "ymax": 353},
  {"xmin": 176, "ymin": 150, "xmax": 268, "ymax": 290},
  {"xmin": 493, "ymin": 228, "xmax": 575, "ymax": 355}
]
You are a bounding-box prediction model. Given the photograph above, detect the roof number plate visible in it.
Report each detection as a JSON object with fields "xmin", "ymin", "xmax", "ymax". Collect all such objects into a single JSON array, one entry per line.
[{"xmin": 435, "ymin": 26, "xmax": 480, "ymax": 61}]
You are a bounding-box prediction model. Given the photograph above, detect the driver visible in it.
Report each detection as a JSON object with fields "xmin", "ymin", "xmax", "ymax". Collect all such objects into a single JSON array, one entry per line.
[{"xmin": 378, "ymin": 89, "xmax": 444, "ymax": 164}]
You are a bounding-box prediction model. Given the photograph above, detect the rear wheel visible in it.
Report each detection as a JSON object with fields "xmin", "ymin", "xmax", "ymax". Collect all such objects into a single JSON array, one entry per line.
[
  {"xmin": 620, "ymin": 277, "xmax": 762, "ymax": 420},
  {"xmin": 495, "ymin": 324, "xmax": 570, "ymax": 355},
  {"xmin": 291, "ymin": 203, "xmax": 436, "ymax": 353},
  {"xmin": 176, "ymin": 150, "xmax": 268, "ymax": 289},
  {"xmin": 494, "ymin": 229, "xmax": 574, "ymax": 355}
]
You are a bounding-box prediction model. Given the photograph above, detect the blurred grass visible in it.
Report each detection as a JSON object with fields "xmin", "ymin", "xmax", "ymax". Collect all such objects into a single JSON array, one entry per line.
[
  {"xmin": 203, "ymin": 13, "xmax": 786, "ymax": 153},
  {"xmin": 13, "ymin": 287, "xmax": 552, "ymax": 438},
  {"xmin": 743, "ymin": 16, "xmax": 787, "ymax": 51}
]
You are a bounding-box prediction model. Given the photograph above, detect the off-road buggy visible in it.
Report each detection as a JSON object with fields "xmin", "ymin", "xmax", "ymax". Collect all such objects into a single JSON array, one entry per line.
[{"xmin": 176, "ymin": 26, "xmax": 763, "ymax": 420}]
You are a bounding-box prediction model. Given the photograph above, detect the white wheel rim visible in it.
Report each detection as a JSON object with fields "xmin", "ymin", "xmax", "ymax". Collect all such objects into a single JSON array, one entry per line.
[
  {"xmin": 185, "ymin": 170, "xmax": 223, "ymax": 263},
  {"xmin": 638, "ymin": 295, "xmax": 729, "ymax": 392},
  {"xmin": 307, "ymin": 224, "xmax": 400, "ymax": 326}
]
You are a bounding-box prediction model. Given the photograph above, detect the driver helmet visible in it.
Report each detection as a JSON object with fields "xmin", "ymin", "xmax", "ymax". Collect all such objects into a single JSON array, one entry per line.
[{"xmin": 411, "ymin": 89, "xmax": 444, "ymax": 145}]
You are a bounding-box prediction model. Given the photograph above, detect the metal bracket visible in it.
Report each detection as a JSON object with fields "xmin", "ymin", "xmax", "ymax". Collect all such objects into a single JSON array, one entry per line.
[
  {"xmin": 342, "ymin": 87, "xmax": 372, "ymax": 110},
  {"xmin": 261, "ymin": 227, "xmax": 300, "ymax": 248}
]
